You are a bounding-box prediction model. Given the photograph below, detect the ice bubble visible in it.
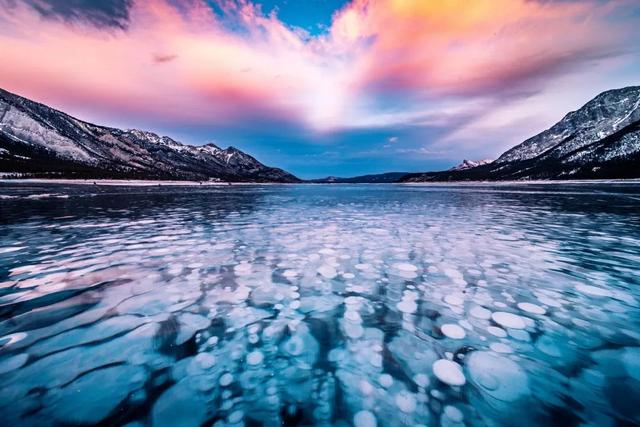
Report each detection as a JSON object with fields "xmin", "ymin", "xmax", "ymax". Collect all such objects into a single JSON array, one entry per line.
[
  {"xmin": 395, "ymin": 390, "xmax": 417, "ymax": 413},
  {"xmin": 317, "ymin": 265, "xmax": 337, "ymax": 279},
  {"xmin": 228, "ymin": 410, "xmax": 244, "ymax": 423},
  {"xmin": 444, "ymin": 405, "xmax": 464, "ymax": 423},
  {"xmin": 444, "ymin": 294, "xmax": 464, "ymax": 306},
  {"xmin": 194, "ymin": 352, "xmax": 216, "ymax": 369},
  {"xmin": 219, "ymin": 373, "xmax": 234, "ymax": 387},
  {"xmin": 282, "ymin": 326, "xmax": 319, "ymax": 366},
  {"xmin": 392, "ymin": 263, "xmax": 418, "ymax": 272},
  {"xmin": 487, "ymin": 326, "xmax": 508, "ymax": 338},
  {"xmin": 431, "ymin": 389, "xmax": 444, "ymax": 400},
  {"xmin": 247, "ymin": 350, "xmax": 264, "ymax": 366},
  {"xmin": 490, "ymin": 343, "xmax": 513, "ymax": 354},
  {"xmin": 576, "ymin": 284, "xmax": 613, "ymax": 298},
  {"xmin": 535, "ymin": 334, "xmax": 571, "ymax": 358},
  {"xmin": 345, "ymin": 310, "xmax": 362, "ymax": 322},
  {"xmin": 492, "ymin": 312, "xmax": 527, "ymax": 329},
  {"xmin": 319, "ymin": 248, "xmax": 336, "ymax": 255},
  {"xmin": 345, "ymin": 296, "xmax": 361, "ymax": 306},
  {"xmin": 354, "ymin": 410, "xmax": 377, "ymax": 427},
  {"xmin": 432, "ymin": 359, "xmax": 466, "ymax": 386},
  {"xmin": 176, "ymin": 313, "xmax": 212, "ymax": 345},
  {"xmin": 466, "ymin": 351, "xmax": 529, "ymax": 402},
  {"xmin": 536, "ymin": 295, "xmax": 562, "ymax": 308},
  {"xmin": 283, "ymin": 270, "xmax": 298, "ymax": 278},
  {"xmin": 397, "ymin": 299, "xmax": 418, "ymax": 314},
  {"xmin": 469, "ymin": 306, "xmax": 492, "ymax": 319},
  {"xmin": 345, "ymin": 322, "xmax": 364, "ymax": 339},
  {"xmin": 441, "ymin": 324, "xmax": 466, "ymax": 339},
  {"xmin": 343, "ymin": 273, "xmax": 355, "ymax": 279},
  {"xmin": 369, "ymin": 353, "xmax": 383, "ymax": 368},
  {"xmin": 234, "ymin": 263, "xmax": 252, "ymax": 275},
  {"xmin": 359, "ymin": 380, "xmax": 374, "ymax": 395},
  {"xmin": 414, "ymin": 373, "xmax": 430, "ymax": 388},
  {"xmin": 379, "ymin": 374, "xmax": 393, "ymax": 388},
  {"xmin": 517, "ymin": 302, "xmax": 546, "ymax": 315}
]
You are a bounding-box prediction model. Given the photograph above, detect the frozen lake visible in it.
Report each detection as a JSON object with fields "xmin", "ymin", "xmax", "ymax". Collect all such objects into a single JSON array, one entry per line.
[{"xmin": 0, "ymin": 182, "xmax": 639, "ymax": 426}]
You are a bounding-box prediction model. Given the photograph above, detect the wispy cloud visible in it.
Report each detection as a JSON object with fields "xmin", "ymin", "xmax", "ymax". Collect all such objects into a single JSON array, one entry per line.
[{"xmin": 12, "ymin": 0, "xmax": 133, "ymax": 29}]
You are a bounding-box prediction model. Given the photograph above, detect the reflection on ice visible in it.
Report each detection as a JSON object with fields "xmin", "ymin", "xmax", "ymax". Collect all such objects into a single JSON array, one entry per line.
[{"xmin": 0, "ymin": 183, "xmax": 639, "ymax": 425}]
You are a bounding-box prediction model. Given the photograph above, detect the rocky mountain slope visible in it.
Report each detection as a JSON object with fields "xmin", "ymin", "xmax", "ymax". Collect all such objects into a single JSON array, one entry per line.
[
  {"xmin": 449, "ymin": 159, "xmax": 493, "ymax": 171},
  {"xmin": 0, "ymin": 88, "xmax": 299, "ymax": 182},
  {"xmin": 402, "ymin": 86, "xmax": 640, "ymax": 182}
]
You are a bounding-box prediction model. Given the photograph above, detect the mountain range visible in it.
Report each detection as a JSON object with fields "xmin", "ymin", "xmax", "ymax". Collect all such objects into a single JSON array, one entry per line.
[
  {"xmin": 0, "ymin": 88, "xmax": 299, "ymax": 182},
  {"xmin": 1, "ymin": 86, "xmax": 639, "ymax": 183},
  {"xmin": 402, "ymin": 85, "xmax": 640, "ymax": 182}
]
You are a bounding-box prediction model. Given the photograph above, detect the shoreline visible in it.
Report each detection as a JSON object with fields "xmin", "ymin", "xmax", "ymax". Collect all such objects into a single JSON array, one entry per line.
[
  {"xmin": 1, "ymin": 177, "xmax": 640, "ymax": 186},
  {"xmin": 0, "ymin": 178, "xmax": 290, "ymax": 186},
  {"xmin": 399, "ymin": 178, "xmax": 640, "ymax": 186}
]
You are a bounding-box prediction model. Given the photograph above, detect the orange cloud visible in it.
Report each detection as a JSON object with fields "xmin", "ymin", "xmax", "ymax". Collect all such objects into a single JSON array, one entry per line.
[{"xmin": 330, "ymin": 0, "xmax": 629, "ymax": 97}]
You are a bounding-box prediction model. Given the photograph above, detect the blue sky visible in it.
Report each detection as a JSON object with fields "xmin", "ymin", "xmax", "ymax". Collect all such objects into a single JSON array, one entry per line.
[
  {"xmin": 252, "ymin": 0, "xmax": 350, "ymax": 34},
  {"xmin": 1, "ymin": 0, "xmax": 639, "ymax": 178}
]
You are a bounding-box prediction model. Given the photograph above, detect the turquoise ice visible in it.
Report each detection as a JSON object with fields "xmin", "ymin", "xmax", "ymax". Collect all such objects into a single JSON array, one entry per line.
[{"xmin": 0, "ymin": 182, "xmax": 639, "ymax": 425}]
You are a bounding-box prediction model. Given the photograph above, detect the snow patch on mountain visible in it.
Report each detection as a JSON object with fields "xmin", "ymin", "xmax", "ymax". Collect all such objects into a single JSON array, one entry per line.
[{"xmin": 449, "ymin": 159, "xmax": 493, "ymax": 171}]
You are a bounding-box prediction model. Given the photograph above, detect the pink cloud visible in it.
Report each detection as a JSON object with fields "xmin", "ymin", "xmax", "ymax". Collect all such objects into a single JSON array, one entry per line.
[{"xmin": 0, "ymin": 0, "xmax": 635, "ymax": 135}]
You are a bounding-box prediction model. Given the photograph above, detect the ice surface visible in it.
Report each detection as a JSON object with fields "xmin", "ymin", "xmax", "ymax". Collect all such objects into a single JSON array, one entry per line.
[
  {"xmin": 466, "ymin": 351, "xmax": 529, "ymax": 402},
  {"xmin": 44, "ymin": 364, "xmax": 146, "ymax": 424},
  {"xmin": 1, "ymin": 183, "xmax": 639, "ymax": 425},
  {"xmin": 152, "ymin": 379, "xmax": 210, "ymax": 427}
]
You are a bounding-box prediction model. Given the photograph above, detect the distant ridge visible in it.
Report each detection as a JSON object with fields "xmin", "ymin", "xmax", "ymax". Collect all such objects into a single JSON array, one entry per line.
[
  {"xmin": 0, "ymin": 88, "xmax": 299, "ymax": 182},
  {"xmin": 308, "ymin": 172, "xmax": 409, "ymax": 183}
]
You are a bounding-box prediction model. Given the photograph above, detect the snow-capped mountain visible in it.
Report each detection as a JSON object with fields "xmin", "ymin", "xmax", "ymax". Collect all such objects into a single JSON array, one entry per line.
[
  {"xmin": 0, "ymin": 88, "xmax": 299, "ymax": 182},
  {"xmin": 448, "ymin": 159, "xmax": 493, "ymax": 171},
  {"xmin": 402, "ymin": 86, "xmax": 640, "ymax": 182}
]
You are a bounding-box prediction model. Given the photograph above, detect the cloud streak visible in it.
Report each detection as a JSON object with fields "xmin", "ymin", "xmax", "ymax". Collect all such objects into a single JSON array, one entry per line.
[{"xmin": 12, "ymin": 0, "xmax": 133, "ymax": 29}]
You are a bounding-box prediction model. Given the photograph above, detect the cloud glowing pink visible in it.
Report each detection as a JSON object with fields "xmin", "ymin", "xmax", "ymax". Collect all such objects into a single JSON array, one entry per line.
[{"xmin": 0, "ymin": 0, "xmax": 636, "ymax": 136}]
